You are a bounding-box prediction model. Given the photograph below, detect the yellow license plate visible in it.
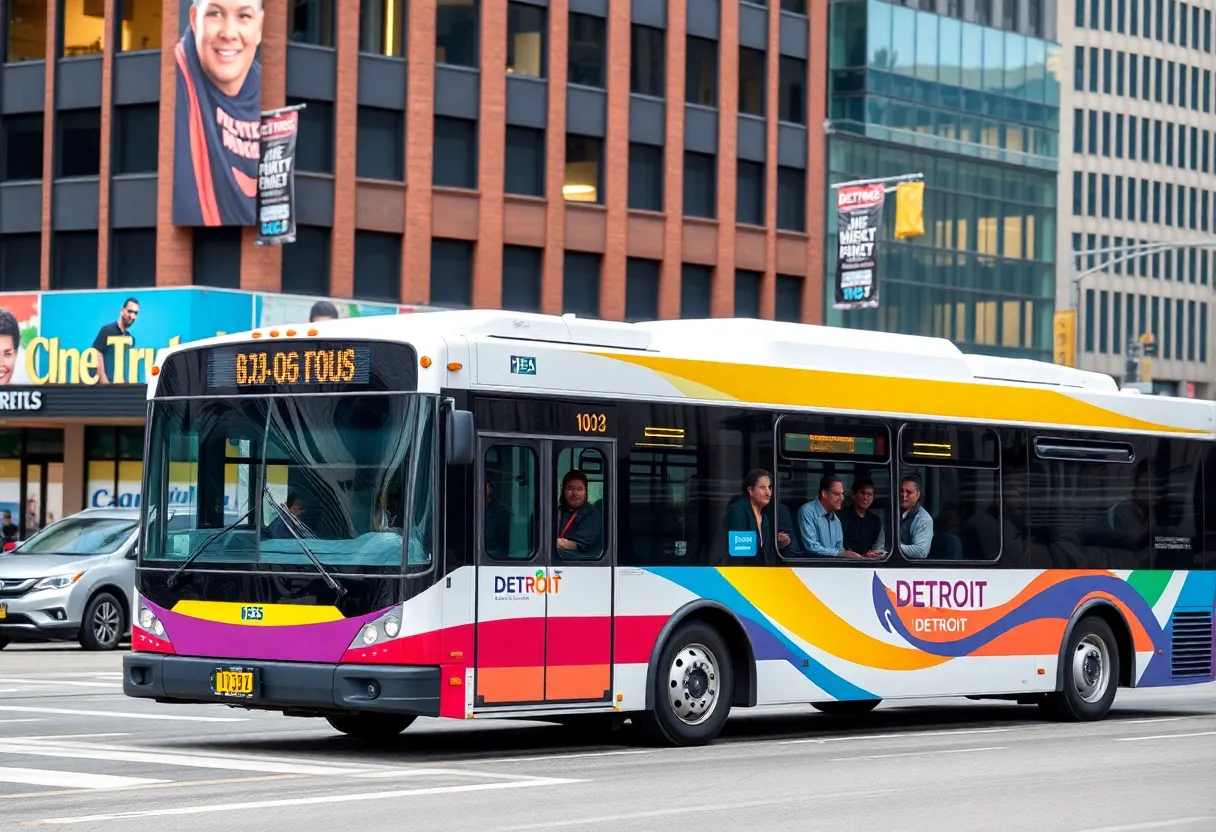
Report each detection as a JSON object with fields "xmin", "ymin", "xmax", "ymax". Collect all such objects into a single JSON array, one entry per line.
[
  {"xmin": 212, "ymin": 669, "xmax": 254, "ymax": 697},
  {"xmin": 0, "ymin": 604, "xmax": 7, "ymax": 619}
]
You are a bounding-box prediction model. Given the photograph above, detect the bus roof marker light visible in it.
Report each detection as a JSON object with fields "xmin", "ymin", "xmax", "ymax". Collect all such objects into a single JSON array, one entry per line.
[
  {"xmin": 150, "ymin": 366, "xmax": 159, "ymax": 376},
  {"xmin": 308, "ymin": 328, "xmax": 318, "ymax": 336},
  {"xmin": 269, "ymin": 330, "xmax": 279, "ymax": 338},
  {"xmin": 286, "ymin": 329, "xmax": 296, "ymax": 337},
  {"xmin": 252, "ymin": 331, "xmax": 262, "ymax": 338},
  {"xmin": 420, "ymin": 356, "xmax": 433, "ymax": 368},
  {"xmin": 448, "ymin": 362, "xmax": 463, "ymax": 371}
]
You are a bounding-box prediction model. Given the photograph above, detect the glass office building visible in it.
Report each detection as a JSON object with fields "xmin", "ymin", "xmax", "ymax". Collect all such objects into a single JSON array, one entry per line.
[{"xmin": 825, "ymin": 0, "xmax": 1062, "ymax": 361}]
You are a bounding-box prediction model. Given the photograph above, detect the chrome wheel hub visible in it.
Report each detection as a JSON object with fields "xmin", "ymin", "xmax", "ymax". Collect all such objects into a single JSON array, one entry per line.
[
  {"xmin": 667, "ymin": 643, "xmax": 720, "ymax": 725},
  {"xmin": 1072, "ymin": 634, "xmax": 1111, "ymax": 704}
]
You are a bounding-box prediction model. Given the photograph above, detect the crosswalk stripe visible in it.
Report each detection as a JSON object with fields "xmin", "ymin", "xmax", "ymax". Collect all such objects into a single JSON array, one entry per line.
[
  {"xmin": 0, "ymin": 742, "xmax": 365, "ymax": 776},
  {"xmin": 0, "ymin": 705, "xmax": 246, "ymax": 723},
  {"xmin": 0, "ymin": 766, "xmax": 167, "ymax": 790}
]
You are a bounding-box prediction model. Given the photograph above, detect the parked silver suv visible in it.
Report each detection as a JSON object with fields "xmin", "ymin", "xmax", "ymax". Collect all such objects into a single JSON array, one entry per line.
[{"xmin": 0, "ymin": 508, "xmax": 141, "ymax": 651}]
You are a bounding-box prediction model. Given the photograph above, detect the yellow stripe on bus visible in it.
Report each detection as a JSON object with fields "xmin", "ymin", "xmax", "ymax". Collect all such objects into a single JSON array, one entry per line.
[
  {"xmin": 599, "ymin": 354, "xmax": 1207, "ymax": 435},
  {"xmin": 170, "ymin": 600, "xmax": 345, "ymax": 626}
]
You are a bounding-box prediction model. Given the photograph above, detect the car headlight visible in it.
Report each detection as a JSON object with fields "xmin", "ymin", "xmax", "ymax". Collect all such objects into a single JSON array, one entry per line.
[{"xmin": 33, "ymin": 572, "xmax": 85, "ymax": 592}]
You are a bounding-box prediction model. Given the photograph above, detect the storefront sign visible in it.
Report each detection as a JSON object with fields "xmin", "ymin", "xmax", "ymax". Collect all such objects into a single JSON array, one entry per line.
[{"xmin": 0, "ymin": 390, "xmax": 41, "ymax": 411}]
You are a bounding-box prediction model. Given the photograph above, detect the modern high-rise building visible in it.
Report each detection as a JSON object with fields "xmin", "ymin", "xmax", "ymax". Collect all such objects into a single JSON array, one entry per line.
[
  {"xmin": 0, "ymin": 0, "xmax": 825, "ymax": 323},
  {"xmin": 825, "ymin": 0, "xmax": 1062, "ymax": 363},
  {"xmin": 1057, "ymin": 0, "xmax": 1214, "ymax": 397}
]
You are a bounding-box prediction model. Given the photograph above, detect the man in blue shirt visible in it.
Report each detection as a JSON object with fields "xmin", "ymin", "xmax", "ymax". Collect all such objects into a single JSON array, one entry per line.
[
  {"xmin": 798, "ymin": 476, "xmax": 864, "ymax": 559},
  {"xmin": 897, "ymin": 474, "xmax": 934, "ymax": 559}
]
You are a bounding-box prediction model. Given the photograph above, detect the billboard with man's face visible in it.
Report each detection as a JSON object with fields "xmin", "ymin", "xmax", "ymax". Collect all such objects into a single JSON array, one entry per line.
[{"xmin": 172, "ymin": 0, "xmax": 264, "ymax": 226}]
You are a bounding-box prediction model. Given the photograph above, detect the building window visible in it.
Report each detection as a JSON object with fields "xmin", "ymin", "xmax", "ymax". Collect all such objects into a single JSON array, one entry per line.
[
  {"xmin": 115, "ymin": 0, "xmax": 161, "ymax": 51},
  {"xmin": 359, "ymin": 0, "xmax": 405, "ymax": 56},
  {"xmin": 507, "ymin": 1, "xmax": 546, "ymax": 77},
  {"xmin": 85, "ymin": 427, "xmax": 145, "ymax": 511},
  {"xmin": 779, "ymin": 56, "xmax": 806, "ymax": 124},
  {"xmin": 60, "ymin": 0, "xmax": 104, "ymax": 56},
  {"xmin": 782, "ymin": 0, "xmax": 808, "ymax": 12},
  {"xmin": 5, "ymin": 0, "xmax": 46, "ymax": 61},
  {"xmin": 631, "ymin": 24, "xmax": 665, "ymax": 97},
  {"xmin": 681, "ymin": 264, "xmax": 712, "ymax": 317},
  {"xmin": 57, "ymin": 109, "xmax": 101, "ymax": 178},
  {"xmin": 280, "ymin": 225, "xmax": 331, "ymax": 296},
  {"xmin": 354, "ymin": 231, "xmax": 402, "ymax": 302},
  {"xmin": 1, "ymin": 114, "xmax": 43, "ymax": 182},
  {"xmin": 289, "ymin": 98, "xmax": 335, "ymax": 174},
  {"xmin": 502, "ymin": 245, "xmax": 542, "ymax": 311},
  {"xmin": 686, "ymin": 36, "xmax": 717, "ymax": 106},
  {"xmin": 735, "ymin": 270, "xmax": 761, "ymax": 318},
  {"xmin": 430, "ymin": 238, "xmax": 473, "ymax": 307},
  {"xmin": 433, "ymin": 116, "xmax": 478, "ymax": 189},
  {"xmin": 626, "ymin": 258, "xmax": 660, "ymax": 321},
  {"xmin": 0, "ymin": 234, "xmax": 42, "ymax": 292},
  {"xmin": 51, "ymin": 230, "xmax": 99, "ymax": 290},
  {"xmin": 776, "ymin": 274, "xmax": 803, "ymax": 322},
  {"xmin": 192, "ymin": 227, "xmax": 241, "ymax": 289},
  {"xmin": 288, "ymin": 0, "xmax": 335, "ymax": 46},
  {"xmin": 777, "ymin": 166, "xmax": 805, "ymax": 231},
  {"xmin": 683, "ymin": 151, "xmax": 716, "ymax": 219},
  {"xmin": 738, "ymin": 47, "xmax": 766, "ymax": 117},
  {"xmin": 564, "ymin": 134, "xmax": 602, "ymax": 203},
  {"xmin": 563, "ymin": 251, "xmax": 601, "ymax": 317},
  {"xmin": 437, "ymin": 0, "xmax": 479, "ymax": 68},
  {"xmin": 356, "ymin": 106, "xmax": 405, "ymax": 181},
  {"xmin": 736, "ymin": 159, "xmax": 764, "ymax": 226},
  {"xmin": 113, "ymin": 104, "xmax": 159, "ymax": 176},
  {"xmin": 110, "ymin": 228, "xmax": 156, "ymax": 288},
  {"xmin": 568, "ymin": 12, "xmax": 606, "ymax": 88},
  {"xmin": 628, "ymin": 143, "xmax": 663, "ymax": 212},
  {"xmin": 505, "ymin": 126, "xmax": 545, "ymax": 197}
]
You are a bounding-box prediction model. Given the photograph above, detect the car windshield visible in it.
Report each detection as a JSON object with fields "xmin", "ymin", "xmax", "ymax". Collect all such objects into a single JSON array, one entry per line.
[
  {"xmin": 142, "ymin": 393, "xmax": 435, "ymax": 574},
  {"xmin": 14, "ymin": 517, "xmax": 137, "ymax": 556}
]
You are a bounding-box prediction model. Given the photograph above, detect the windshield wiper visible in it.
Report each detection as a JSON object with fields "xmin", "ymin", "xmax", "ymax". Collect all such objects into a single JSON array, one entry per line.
[
  {"xmin": 262, "ymin": 483, "xmax": 347, "ymax": 598},
  {"xmin": 165, "ymin": 505, "xmax": 256, "ymax": 588}
]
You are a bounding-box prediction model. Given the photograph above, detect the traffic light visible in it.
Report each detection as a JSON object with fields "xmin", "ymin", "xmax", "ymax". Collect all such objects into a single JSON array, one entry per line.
[{"xmin": 894, "ymin": 181, "xmax": 924, "ymax": 239}]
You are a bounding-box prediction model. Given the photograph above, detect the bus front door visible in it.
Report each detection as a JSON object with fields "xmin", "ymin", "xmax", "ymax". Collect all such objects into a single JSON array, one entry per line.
[{"xmin": 474, "ymin": 434, "xmax": 616, "ymax": 708}]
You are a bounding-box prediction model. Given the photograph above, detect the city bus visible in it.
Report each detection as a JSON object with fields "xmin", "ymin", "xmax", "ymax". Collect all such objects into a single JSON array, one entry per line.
[{"xmin": 122, "ymin": 310, "xmax": 1216, "ymax": 746}]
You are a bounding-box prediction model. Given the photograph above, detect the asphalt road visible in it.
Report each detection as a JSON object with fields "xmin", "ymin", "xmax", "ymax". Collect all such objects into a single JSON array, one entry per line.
[{"xmin": 1, "ymin": 644, "xmax": 1214, "ymax": 832}]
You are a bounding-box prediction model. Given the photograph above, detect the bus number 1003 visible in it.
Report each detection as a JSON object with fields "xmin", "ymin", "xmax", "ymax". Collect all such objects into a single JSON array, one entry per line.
[{"xmin": 576, "ymin": 413, "xmax": 607, "ymax": 433}]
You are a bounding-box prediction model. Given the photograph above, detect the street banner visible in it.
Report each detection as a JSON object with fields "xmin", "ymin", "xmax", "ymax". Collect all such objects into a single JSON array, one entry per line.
[
  {"xmin": 256, "ymin": 107, "xmax": 302, "ymax": 246},
  {"xmin": 833, "ymin": 182, "xmax": 885, "ymax": 310}
]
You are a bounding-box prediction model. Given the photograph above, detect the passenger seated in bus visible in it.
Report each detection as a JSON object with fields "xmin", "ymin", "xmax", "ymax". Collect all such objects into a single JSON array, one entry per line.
[
  {"xmin": 840, "ymin": 477, "xmax": 886, "ymax": 558},
  {"xmin": 268, "ymin": 493, "xmax": 304, "ymax": 539},
  {"xmin": 722, "ymin": 469, "xmax": 789, "ymax": 559},
  {"xmin": 556, "ymin": 470, "xmax": 603, "ymax": 559},
  {"xmin": 896, "ymin": 474, "xmax": 933, "ymax": 559},
  {"xmin": 797, "ymin": 475, "xmax": 864, "ymax": 558},
  {"xmin": 484, "ymin": 480, "xmax": 512, "ymax": 558}
]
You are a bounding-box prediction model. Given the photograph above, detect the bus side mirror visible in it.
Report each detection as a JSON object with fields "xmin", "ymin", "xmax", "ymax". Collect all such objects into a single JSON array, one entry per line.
[{"xmin": 445, "ymin": 409, "xmax": 475, "ymax": 466}]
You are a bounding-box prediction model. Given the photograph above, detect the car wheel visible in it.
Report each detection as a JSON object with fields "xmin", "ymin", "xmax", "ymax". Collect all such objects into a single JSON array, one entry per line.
[
  {"xmin": 325, "ymin": 713, "xmax": 416, "ymax": 738},
  {"xmin": 79, "ymin": 592, "xmax": 125, "ymax": 651}
]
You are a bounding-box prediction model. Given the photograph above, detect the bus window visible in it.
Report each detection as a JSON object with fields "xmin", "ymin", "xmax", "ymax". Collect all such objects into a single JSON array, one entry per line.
[
  {"xmin": 898, "ymin": 424, "xmax": 1001, "ymax": 563},
  {"xmin": 483, "ymin": 444, "xmax": 538, "ymax": 560},
  {"xmin": 555, "ymin": 447, "xmax": 606, "ymax": 561}
]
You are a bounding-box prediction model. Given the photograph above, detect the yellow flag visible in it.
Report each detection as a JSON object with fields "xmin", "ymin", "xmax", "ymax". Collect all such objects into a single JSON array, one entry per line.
[{"xmin": 894, "ymin": 181, "xmax": 925, "ymax": 239}]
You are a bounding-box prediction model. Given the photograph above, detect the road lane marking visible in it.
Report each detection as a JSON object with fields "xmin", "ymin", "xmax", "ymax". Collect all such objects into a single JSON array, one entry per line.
[
  {"xmin": 2, "ymin": 678, "xmax": 119, "ymax": 689},
  {"xmin": 1071, "ymin": 818, "xmax": 1216, "ymax": 832},
  {"xmin": 0, "ymin": 742, "xmax": 368, "ymax": 776},
  {"xmin": 0, "ymin": 774, "xmax": 302, "ymax": 800},
  {"xmin": 827, "ymin": 745, "xmax": 1007, "ymax": 762},
  {"xmin": 0, "ymin": 766, "xmax": 167, "ymax": 790},
  {"xmin": 472, "ymin": 749, "xmax": 657, "ymax": 765},
  {"xmin": 36, "ymin": 776, "xmax": 586, "ymax": 824},
  {"xmin": 0, "ymin": 719, "xmax": 44, "ymax": 724},
  {"xmin": 781, "ymin": 727, "xmax": 1012, "ymax": 745},
  {"xmin": 2, "ymin": 734, "xmax": 129, "ymax": 742},
  {"xmin": 1113, "ymin": 731, "xmax": 1216, "ymax": 742},
  {"xmin": 7, "ymin": 739, "xmax": 390, "ymax": 773},
  {"xmin": 0, "ymin": 705, "xmax": 246, "ymax": 723}
]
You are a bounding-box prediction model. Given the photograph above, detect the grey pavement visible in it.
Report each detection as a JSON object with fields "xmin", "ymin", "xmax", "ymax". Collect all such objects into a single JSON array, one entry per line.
[{"xmin": 1, "ymin": 643, "xmax": 1214, "ymax": 831}]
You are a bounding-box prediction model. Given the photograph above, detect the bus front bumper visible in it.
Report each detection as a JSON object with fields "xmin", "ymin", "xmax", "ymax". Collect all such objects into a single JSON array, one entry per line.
[{"xmin": 122, "ymin": 653, "xmax": 441, "ymax": 717}]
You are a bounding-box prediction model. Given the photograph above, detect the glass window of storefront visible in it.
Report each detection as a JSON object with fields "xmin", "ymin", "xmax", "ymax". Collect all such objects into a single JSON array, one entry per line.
[
  {"xmin": 85, "ymin": 427, "xmax": 145, "ymax": 512},
  {"xmin": 0, "ymin": 429, "xmax": 65, "ymax": 542}
]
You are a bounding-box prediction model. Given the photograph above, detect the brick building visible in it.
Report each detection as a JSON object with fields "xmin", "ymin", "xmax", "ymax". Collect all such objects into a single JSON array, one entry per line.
[{"xmin": 0, "ymin": 0, "xmax": 824, "ymax": 322}]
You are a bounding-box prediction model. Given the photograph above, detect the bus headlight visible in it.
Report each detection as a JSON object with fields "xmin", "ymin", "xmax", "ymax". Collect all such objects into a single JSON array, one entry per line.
[
  {"xmin": 347, "ymin": 606, "xmax": 406, "ymax": 652},
  {"xmin": 137, "ymin": 604, "xmax": 170, "ymax": 642},
  {"xmin": 139, "ymin": 607, "xmax": 154, "ymax": 630},
  {"xmin": 384, "ymin": 616, "xmax": 400, "ymax": 638},
  {"xmin": 361, "ymin": 625, "xmax": 378, "ymax": 645}
]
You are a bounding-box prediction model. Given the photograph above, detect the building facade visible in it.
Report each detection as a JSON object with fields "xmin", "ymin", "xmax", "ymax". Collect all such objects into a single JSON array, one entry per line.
[
  {"xmin": 1, "ymin": 0, "xmax": 825, "ymax": 322},
  {"xmin": 825, "ymin": 0, "xmax": 1062, "ymax": 363},
  {"xmin": 1058, "ymin": 0, "xmax": 1214, "ymax": 397}
]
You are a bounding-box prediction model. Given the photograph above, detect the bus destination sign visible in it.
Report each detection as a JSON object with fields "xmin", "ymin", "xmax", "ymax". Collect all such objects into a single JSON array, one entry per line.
[
  {"xmin": 206, "ymin": 343, "xmax": 372, "ymax": 390},
  {"xmin": 784, "ymin": 433, "xmax": 877, "ymax": 456}
]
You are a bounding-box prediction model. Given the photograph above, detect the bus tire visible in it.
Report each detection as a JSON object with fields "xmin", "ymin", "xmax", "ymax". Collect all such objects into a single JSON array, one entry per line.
[
  {"xmin": 811, "ymin": 699, "xmax": 881, "ymax": 716},
  {"xmin": 325, "ymin": 713, "xmax": 416, "ymax": 739},
  {"xmin": 1039, "ymin": 615, "xmax": 1120, "ymax": 722},
  {"xmin": 640, "ymin": 621, "xmax": 734, "ymax": 747}
]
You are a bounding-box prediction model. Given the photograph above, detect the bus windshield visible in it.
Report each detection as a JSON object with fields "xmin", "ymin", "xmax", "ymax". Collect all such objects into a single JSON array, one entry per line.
[{"xmin": 141, "ymin": 393, "xmax": 436, "ymax": 574}]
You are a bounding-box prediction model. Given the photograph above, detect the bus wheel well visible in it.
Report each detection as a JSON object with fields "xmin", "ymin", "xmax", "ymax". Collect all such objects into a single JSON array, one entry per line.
[
  {"xmin": 664, "ymin": 606, "xmax": 755, "ymax": 709},
  {"xmin": 1071, "ymin": 603, "xmax": 1134, "ymax": 688}
]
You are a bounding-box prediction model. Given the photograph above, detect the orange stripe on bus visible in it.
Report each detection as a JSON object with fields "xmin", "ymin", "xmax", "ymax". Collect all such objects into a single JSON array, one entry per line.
[
  {"xmin": 476, "ymin": 666, "xmax": 543, "ymax": 704},
  {"xmin": 545, "ymin": 664, "xmax": 610, "ymax": 701}
]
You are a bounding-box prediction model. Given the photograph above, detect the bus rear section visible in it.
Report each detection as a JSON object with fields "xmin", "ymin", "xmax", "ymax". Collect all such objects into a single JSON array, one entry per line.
[{"xmin": 122, "ymin": 336, "xmax": 473, "ymax": 737}]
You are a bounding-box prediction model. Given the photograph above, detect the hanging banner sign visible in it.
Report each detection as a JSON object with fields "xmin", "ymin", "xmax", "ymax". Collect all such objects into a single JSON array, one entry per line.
[
  {"xmin": 256, "ymin": 106, "xmax": 303, "ymax": 246},
  {"xmin": 833, "ymin": 182, "xmax": 885, "ymax": 310}
]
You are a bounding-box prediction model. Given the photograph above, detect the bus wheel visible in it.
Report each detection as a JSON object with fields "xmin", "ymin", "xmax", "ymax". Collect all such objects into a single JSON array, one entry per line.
[
  {"xmin": 1039, "ymin": 616, "xmax": 1120, "ymax": 722},
  {"xmin": 811, "ymin": 699, "xmax": 881, "ymax": 716},
  {"xmin": 325, "ymin": 713, "xmax": 416, "ymax": 739},
  {"xmin": 641, "ymin": 621, "xmax": 733, "ymax": 747}
]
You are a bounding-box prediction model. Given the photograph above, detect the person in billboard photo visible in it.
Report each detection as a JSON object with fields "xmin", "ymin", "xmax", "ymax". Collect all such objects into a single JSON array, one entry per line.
[
  {"xmin": 92, "ymin": 298, "xmax": 140, "ymax": 385},
  {"xmin": 0, "ymin": 309, "xmax": 20, "ymax": 386},
  {"xmin": 173, "ymin": 0, "xmax": 264, "ymax": 227}
]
